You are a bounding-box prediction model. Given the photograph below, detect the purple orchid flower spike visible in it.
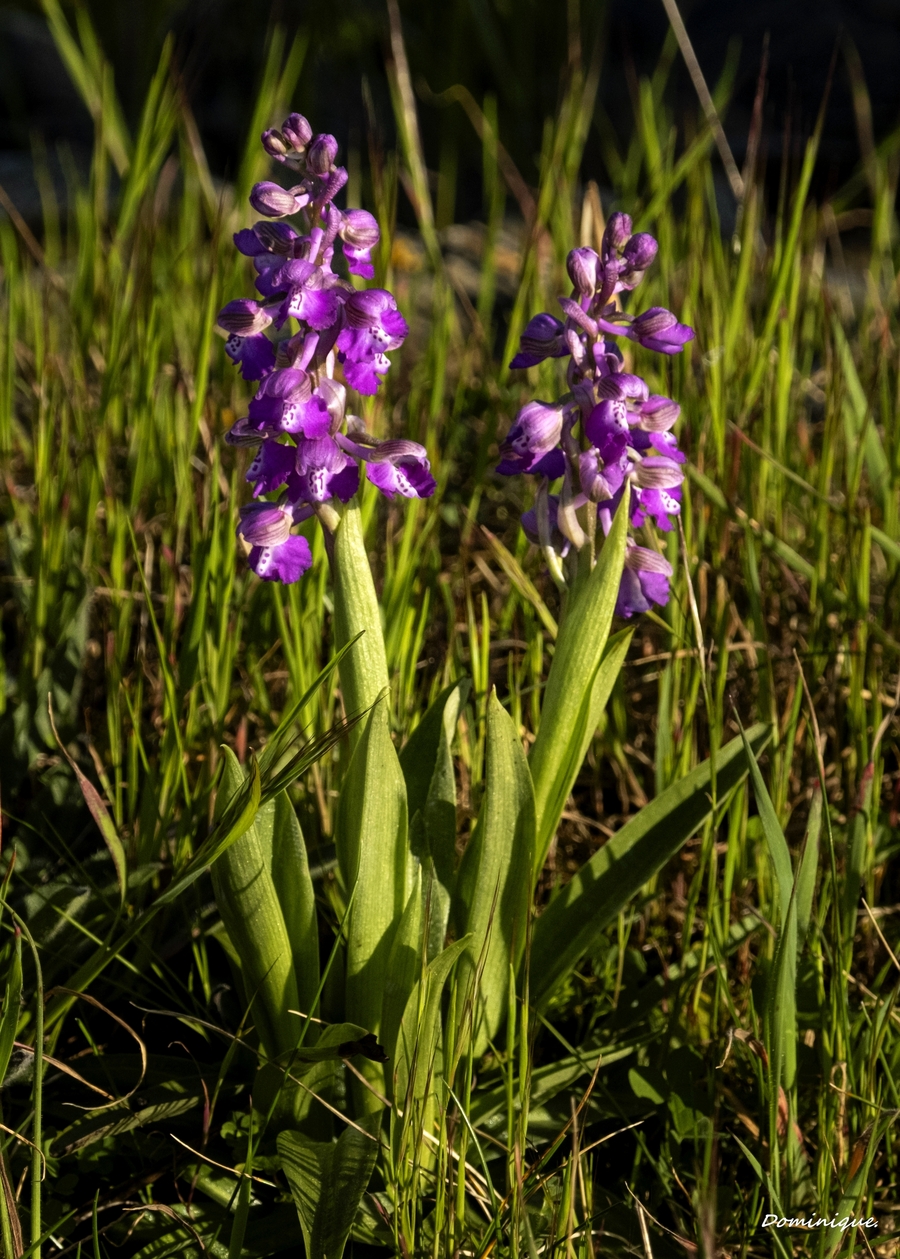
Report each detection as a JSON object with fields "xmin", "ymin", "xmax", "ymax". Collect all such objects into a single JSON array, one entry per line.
[
  {"xmin": 237, "ymin": 502, "xmax": 313, "ymax": 583},
  {"xmin": 218, "ymin": 111, "xmax": 433, "ymax": 584},
  {"xmin": 496, "ymin": 208, "xmax": 692, "ymax": 616}
]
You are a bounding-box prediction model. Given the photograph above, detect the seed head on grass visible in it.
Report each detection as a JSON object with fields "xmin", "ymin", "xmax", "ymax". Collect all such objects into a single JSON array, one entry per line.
[
  {"xmin": 500, "ymin": 211, "xmax": 694, "ymax": 616},
  {"xmin": 219, "ymin": 113, "xmax": 436, "ymax": 583}
]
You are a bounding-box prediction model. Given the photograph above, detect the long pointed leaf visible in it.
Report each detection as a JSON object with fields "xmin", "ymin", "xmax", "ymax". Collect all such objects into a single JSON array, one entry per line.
[
  {"xmin": 454, "ymin": 690, "xmax": 535, "ymax": 1050},
  {"xmin": 531, "ymin": 724, "xmax": 772, "ymax": 1005}
]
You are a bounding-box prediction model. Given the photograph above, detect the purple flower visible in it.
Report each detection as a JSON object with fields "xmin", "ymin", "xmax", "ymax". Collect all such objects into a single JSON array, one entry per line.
[
  {"xmin": 336, "ymin": 290, "xmax": 409, "ymax": 395},
  {"xmin": 497, "ymin": 401, "xmax": 566, "ymax": 477},
  {"xmin": 224, "ymin": 333, "xmax": 276, "ymax": 381},
  {"xmin": 631, "ymin": 484, "xmax": 682, "ymax": 532},
  {"xmin": 234, "ymin": 221, "xmax": 299, "ymax": 257},
  {"xmin": 339, "ymin": 209, "xmax": 380, "ymax": 279},
  {"xmin": 246, "ymin": 440, "xmax": 297, "ymax": 497},
  {"xmin": 278, "ymin": 260, "xmax": 343, "ymax": 330},
  {"xmin": 247, "ymin": 369, "xmax": 331, "ymax": 437},
  {"xmin": 602, "ymin": 212, "xmax": 632, "ymax": 254},
  {"xmin": 628, "ymin": 308, "xmax": 695, "ymax": 355},
  {"xmin": 579, "ymin": 447, "xmax": 627, "ymax": 501},
  {"xmin": 294, "ymin": 436, "xmax": 359, "ymax": 503},
  {"xmin": 510, "ymin": 313, "xmax": 568, "ymax": 369},
  {"xmin": 616, "ymin": 545, "xmax": 673, "ymax": 617},
  {"xmin": 584, "ymin": 399, "xmax": 629, "ymax": 460},
  {"xmin": 337, "ymin": 436, "xmax": 435, "ymax": 499},
  {"xmin": 249, "ymin": 181, "xmax": 309, "ymax": 219},
  {"xmin": 237, "ymin": 502, "xmax": 312, "ymax": 584}
]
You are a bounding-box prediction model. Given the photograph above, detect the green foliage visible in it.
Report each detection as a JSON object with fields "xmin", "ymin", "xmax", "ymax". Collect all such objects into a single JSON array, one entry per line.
[{"xmin": 0, "ymin": 2, "xmax": 898, "ymax": 1255}]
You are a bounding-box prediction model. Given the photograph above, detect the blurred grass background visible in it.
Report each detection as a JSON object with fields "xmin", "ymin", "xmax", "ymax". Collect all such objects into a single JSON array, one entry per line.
[{"xmin": 0, "ymin": 0, "xmax": 899, "ymax": 1255}]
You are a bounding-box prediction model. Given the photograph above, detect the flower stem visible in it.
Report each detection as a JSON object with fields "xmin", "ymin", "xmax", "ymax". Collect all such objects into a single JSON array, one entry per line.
[{"xmin": 331, "ymin": 496, "xmax": 391, "ymax": 718}]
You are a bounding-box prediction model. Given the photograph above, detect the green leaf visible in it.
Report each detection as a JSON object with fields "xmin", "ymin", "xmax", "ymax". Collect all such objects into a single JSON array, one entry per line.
[
  {"xmin": 338, "ymin": 702, "xmax": 411, "ymax": 1104},
  {"xmin": 0, "ymin": 933, "xmax": 22, "ymax": 1083},
  {"xmin": 532, "ymin": 627, "xmax": 633, "ymax": 875},
  {"xmin": 530, "ymin": 724, "xmax": 772, "ymax": 1005},
  {"xmin": 739, "ymin": 722, "xmax": 793, "ymax": 918},
  {"xmin": 399, "ymin": 679, "xmax": 468, "ymax": 825},
  {"xmin": 48, "ymin": 701, "xmax": 127, "ymax": 907},
  {"xmin": 211, "ymin": 749, "xmax": 299, "ymax": 1059},
  {"xmin": 278, "ymin": 1112, "xmax": 382, "ymax": 1259},
  {"xmin": 394, "ymin": 935, "xmax": 470, "ymax": 1116},
  {"xmin": 528, "ymin": 492, "xmax": 630, "ymax": 867},
  {"xmin": 269, "ymin": 792, "xmax": 320, "ymax": 1022},
  {"xmin": 380, "ymin": 868, "xmax": 423, "ymax": 1079},
  {"xmin": 454, "ymin": 690, "xmax": 535, "ymax": 1051},
  {"xmin": 796, "ymin": 788, "xmax": 822, "ymax": 950},
  {"xmin": 400, "ymin": 678, "xmax": 468, "ymax": 953}
]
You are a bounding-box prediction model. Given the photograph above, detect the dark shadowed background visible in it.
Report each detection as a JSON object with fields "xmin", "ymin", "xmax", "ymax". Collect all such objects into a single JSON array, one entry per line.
[{"xmin": 1, "ymin": 0, "xmax": 899, "ymax": 225}]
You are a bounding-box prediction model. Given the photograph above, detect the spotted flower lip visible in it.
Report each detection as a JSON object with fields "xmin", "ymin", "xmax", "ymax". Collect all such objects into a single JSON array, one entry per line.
[
  {"xmin": 247, "ymin": 369, "xmax": 331, "ymax": 438},
  {"xmin": 294, "ymin": 435, "xmax": 359, "ymax": 503},
  {"xmin": 336, "ymin": 435, "xmax": 436, "ymax": 499},
  {"xmin": 336, "ymin": 290, "xmax": 410, "ymax": 395},
  {"xmin": 237, "ymin": 502, "xmax": 313, "ymax": 583},
  {"xmin": 225, "ymin": 332, "xmax": 276, "ymax": 382},
  {"xmin": 245, "ymin": 440, "xmax": 296, "ymax": 497}
]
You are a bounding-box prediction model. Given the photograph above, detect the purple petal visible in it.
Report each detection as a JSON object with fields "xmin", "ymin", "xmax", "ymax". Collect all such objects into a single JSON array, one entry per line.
[
  {"xmin": 249, "ymin": 535, "xmax": 312, "ymax": 583},
  {"xmin": 246, "ymin": 441, "xmax": 296, "ymax": 497},
  {"xmin": 225, "ymin": 333, "xmax": 276, "ymax": 381}
]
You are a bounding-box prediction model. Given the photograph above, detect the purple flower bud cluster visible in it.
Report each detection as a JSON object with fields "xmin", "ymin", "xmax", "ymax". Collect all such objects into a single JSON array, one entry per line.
[
  {"xmin": 499, "ymin": 213, "xmax": 694, "ymax": 618},
  {"xmin": 220, "ymin": 113, "xmax": 435, "ymax": 584}
]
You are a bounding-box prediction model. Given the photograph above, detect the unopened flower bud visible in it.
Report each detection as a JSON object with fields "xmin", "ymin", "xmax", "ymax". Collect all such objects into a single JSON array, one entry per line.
[
  {"xmin": 262, "ymin": 129, "xmax": 290, "ymax": 158},
  {"xmin": 250, "ymin": 181, "xmax": 304, "ymax": 217},
  {"xmin": 282, "ymin": 113, "xmax": 313, "ymax": 150},
  {"xmin": 217, "ymin": 298, "xmax": 273, "ymax": 336},
  {"xmin": 307, "ymin": 133, "xmax": 339, "ymax": 175},
  {"xmin": 566, "ymin": 247, "xmax": 600, "ymax": 296},
  {"xmin": 623, "ymin": 233, "xmax": 658, "ymax": 271},
  {"xmin": 602, "ymin": 212, "xmax": 632, "ymax": 255}
]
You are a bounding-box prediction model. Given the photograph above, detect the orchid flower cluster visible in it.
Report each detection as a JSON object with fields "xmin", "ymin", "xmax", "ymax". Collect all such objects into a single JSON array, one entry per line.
[
  {"xmin": 219, "ymin": 113, "xmax": 435, "ymax": 583},
  {"xmin": 498, "ymin": 213, "xmax": 694, "ymax": 617}
]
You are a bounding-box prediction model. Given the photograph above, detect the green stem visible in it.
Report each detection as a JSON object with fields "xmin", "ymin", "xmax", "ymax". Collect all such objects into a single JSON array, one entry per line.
[{"xmin": 331, "ymin": 497, "xmax": 391, "ymax": 717}]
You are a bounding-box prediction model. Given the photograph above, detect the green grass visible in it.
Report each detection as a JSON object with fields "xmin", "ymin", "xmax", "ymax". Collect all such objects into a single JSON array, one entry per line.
[{"xmin": 0, "ymin": 8, "xmax": 899, "ymax": 1258}]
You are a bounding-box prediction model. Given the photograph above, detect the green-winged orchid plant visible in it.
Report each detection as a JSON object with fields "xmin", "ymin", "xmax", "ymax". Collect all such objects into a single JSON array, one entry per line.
[{"xmin": 210, "ymin": 116, "xmax": 770, "ymax": 1244}]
